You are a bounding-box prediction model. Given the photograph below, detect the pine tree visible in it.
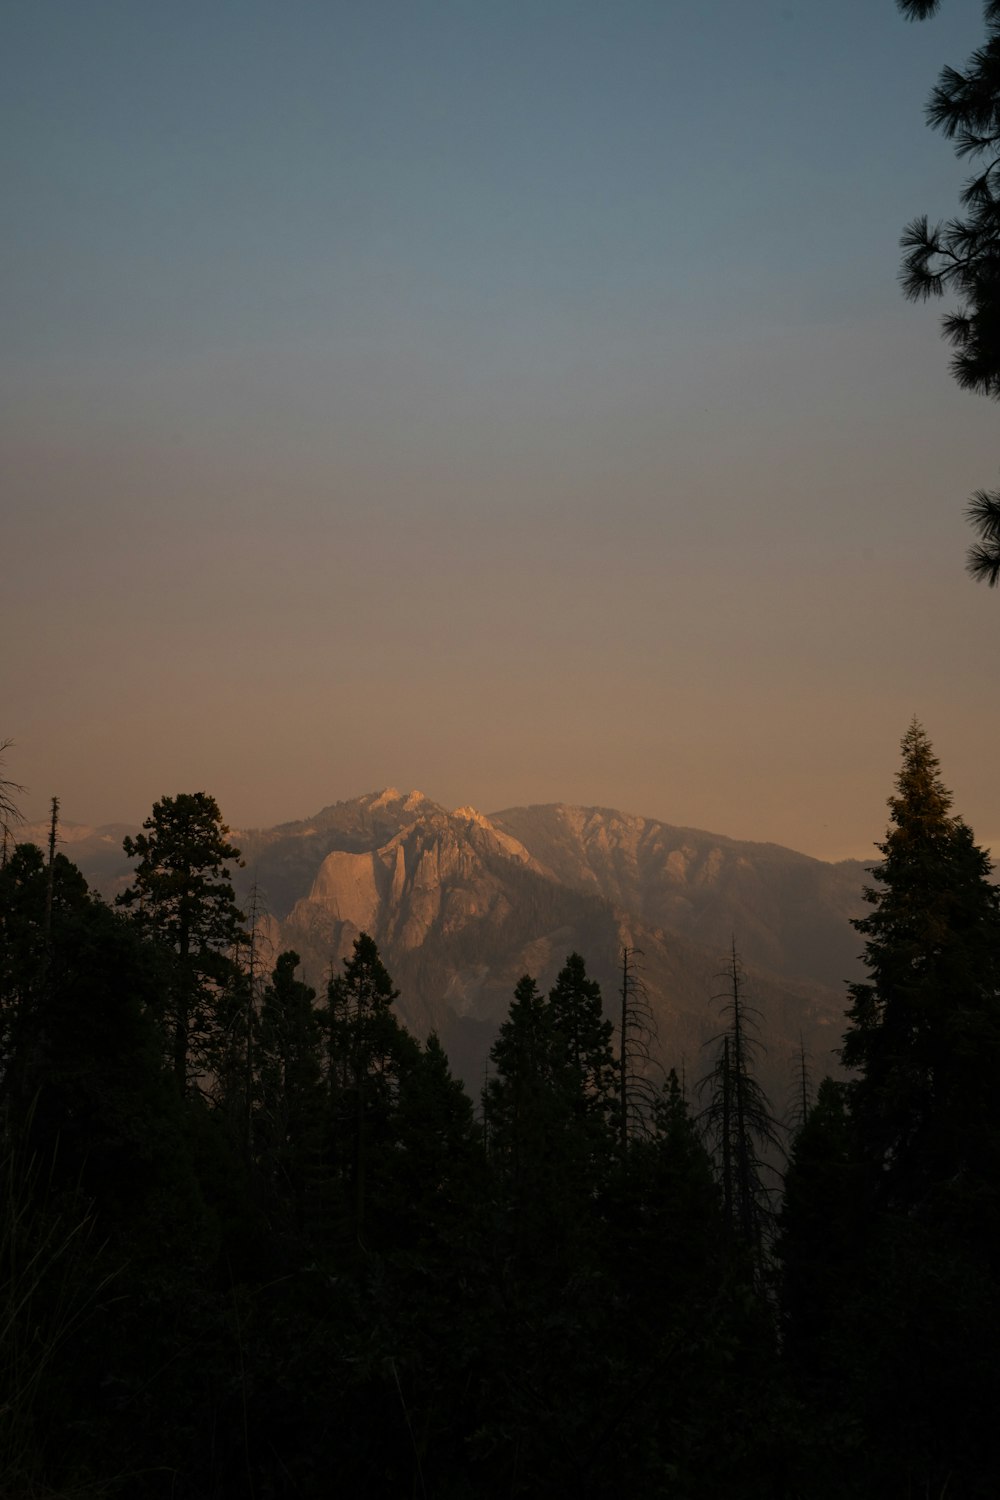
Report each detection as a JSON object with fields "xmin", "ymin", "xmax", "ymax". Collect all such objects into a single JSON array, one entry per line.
[
  {"xmin": 391, "ymin": 1032, "xmax": 484, "ymax": 1248},
  {"xmin": 895, "ymin": 0, "xmax": 1000, "ymax": 580},
  {"xmin": 0, "ymin": 844, "xmax": 91, "ymax": 1123},
  {"xmin": 256, "ymin": 950, "xmax": 323, "ymax": 1215},
  {"xmin": 213, "ymin": 880, "xmax": 266, "ymax": 1156},
  {"xmin": 842, "ymin": 719, "xmax": 1000, "ymax": 1211},
  {"xmin": 319, "ymin": 933, "xmax": 417, "ymax": 1244},
  {"xmin": 638, "ymin": 1068, "xmax": 724, "ymax": 1303},
  {"xmin": 118, "ymin": 793, "xmax": 245, "ymax": 1093},
  {"xmin": 485, "ymin": 960, "xmax": 621, "ymax": 1352},
  {"xmin": 777, "ymin": 1077, "xmax": 864, "ymax": 1379},
  {"xmin": 484, "ymin": 974, "xmax": 559, "ymax": 1204},
  {"xmin": 0, "ymin": 843, "xmax": 204, "ymax": 1494},
  {"xmin": 547, "ymin": 952, "xmax": 617, "ymax": 1127},
  {"xmin": 803, "ymin": 722, "xmax": 1000, "ymax": 1495}
]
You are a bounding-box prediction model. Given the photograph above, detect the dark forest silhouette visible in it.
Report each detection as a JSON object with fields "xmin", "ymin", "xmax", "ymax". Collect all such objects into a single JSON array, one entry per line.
[{"xmin": 1, "ymin": 723, "xmax": 998, "ymax": 1496}]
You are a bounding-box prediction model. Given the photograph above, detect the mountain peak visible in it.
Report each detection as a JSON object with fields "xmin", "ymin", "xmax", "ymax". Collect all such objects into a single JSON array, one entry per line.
[
  {"xmin": 367, "ymin": 787, "xmax": 426, "ymax": 811},
  {"xmin": 449, "ymin": 805, "xmax": 538, "ymax": 866},
  {"xmin": 452, "ymin": 804, "xmax": 490, "ymax": 827}
]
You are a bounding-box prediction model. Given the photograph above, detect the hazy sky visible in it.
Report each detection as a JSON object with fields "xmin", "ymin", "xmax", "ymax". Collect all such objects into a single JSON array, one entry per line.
[{"xmin": 4, "ymin": 0, "xmax": 999, "ymax": 862}]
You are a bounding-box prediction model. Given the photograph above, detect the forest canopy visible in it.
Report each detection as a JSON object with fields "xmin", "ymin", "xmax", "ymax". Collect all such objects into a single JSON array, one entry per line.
[{"xmin": 1, "ymin": 723, "xmax": 997, "ymax": 1496}]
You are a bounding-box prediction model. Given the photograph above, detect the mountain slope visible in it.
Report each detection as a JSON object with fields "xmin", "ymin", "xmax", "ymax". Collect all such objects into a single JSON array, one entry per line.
[{"xmin": 491, "ymin": 802, "xmax": 868, "ymax": 990}]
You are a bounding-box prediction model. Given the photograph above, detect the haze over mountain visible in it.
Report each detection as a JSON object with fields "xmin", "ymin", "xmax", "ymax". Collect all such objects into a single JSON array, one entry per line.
[{"xmin": 27, "ymin": 788, "xmax": 870, "ymax": 1102}]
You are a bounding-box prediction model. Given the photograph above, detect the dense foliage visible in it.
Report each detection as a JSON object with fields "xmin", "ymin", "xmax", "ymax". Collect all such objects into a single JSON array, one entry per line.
[
  {"xmin": 1, "ymin": 728, "xmax": 998, "ymax": 1496},
  {"xmin": 897, "ymin": 0, "xmax": 1000, "ymax": 582}
]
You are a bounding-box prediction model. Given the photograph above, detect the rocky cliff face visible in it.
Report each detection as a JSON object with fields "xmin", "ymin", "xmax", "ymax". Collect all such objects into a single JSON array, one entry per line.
[{"xmin": 278, "ymin": 799, "xmax": 612, "ymax": 1038}]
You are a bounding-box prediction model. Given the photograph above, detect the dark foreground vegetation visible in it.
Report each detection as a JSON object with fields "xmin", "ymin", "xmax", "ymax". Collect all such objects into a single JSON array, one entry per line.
[{"xmin": 1, "ymin": 723, "xmax": 998, "ymax": 1498}]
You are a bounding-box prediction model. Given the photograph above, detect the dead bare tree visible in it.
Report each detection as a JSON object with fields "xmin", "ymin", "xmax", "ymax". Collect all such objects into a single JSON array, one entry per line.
[
  {"xmin": 697, "ymin": 941, "xmax": 783, "ymax": 1288},
  {"xmin": 0, "ymin": 743, "xmax": 25, "ymax": 868},
  {"xmin": 617, "ymin": 944, "xmax": 660, "ymax": 1149}
]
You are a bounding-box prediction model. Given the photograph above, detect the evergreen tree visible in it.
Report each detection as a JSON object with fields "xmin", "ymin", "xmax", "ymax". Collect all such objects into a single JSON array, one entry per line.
[
  {"xmin": 320, "ymin": 933, "xmax": 417, "ymax": 1244},
  {"xmin": 784, "ymin": 723, "xmax": 1000, "ymax": 1497},
  {"xmin": 391, "ymin": 1031, "xmax": 485, "ymax": 1250},
  {"xmin": 484, "ymin": 974, "xmax": 561, "ymax": 1207},
  {"xmin": 614, "ymin": 1068, "xmax": 723, "ymax": 1321},
  {"xmin": 547, "ymin": 952, "xmax": 617, "ymax": 1126},
  {"xmin": 118, "ymin": 792, "xmax": 245, "ymax": 1093},
  {"xmin": 842, "ymin": 719, "xmax": 1000, "ymax": 1210},
  {"xmin": 0, "ymin": 842, "xmax": 216, "ymax": 1494},
  {"xmin": 0, "ymin": 843, "xmax": 171, "ymax": 1177},
  {"xmin": 0, "ymin": 844, "xmax": 97, "ymax": 1126},
  {"xmin": 777, "ymin": 1077, "xmax": 864, "ymax": 1379},
  {"xmin": 480, "ymin": 974, "xmax": 609, "ymax": 1493},
  {"xmin": 259, "ymin": 951, "xmax": 321, "ymax": 1129},
  {"xmin": 256, "ymin": 950, "xmax": 323, "ymax": 1218},
  {"xmin": 207, "ymin": 881, "xmax": 269, "ymax": 1156},
  {"xmin": 896, "ymin": 0, "xmax": 1000, "ymax": 580}
]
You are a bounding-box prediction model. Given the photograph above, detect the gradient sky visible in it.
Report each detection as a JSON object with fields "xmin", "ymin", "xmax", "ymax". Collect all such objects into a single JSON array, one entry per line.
[{"xmin": 4, "ymin": 0, "xmax": 999, "ymax": 862}]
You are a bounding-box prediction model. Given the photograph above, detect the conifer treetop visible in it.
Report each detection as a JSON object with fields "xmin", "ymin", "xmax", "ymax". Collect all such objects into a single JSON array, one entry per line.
[{"xmin": 882, "ymin": 719, "xmax": 955, "ymax": 850}]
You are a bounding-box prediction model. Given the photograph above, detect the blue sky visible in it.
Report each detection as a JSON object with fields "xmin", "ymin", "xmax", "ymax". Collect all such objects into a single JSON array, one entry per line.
[{"xmin": 3, "ymin": 0, "xmax": 998, "ymax": 858}]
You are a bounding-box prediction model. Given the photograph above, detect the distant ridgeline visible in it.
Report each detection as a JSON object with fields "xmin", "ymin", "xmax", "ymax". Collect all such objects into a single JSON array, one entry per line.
[
  {"xmin": 3, "ymin": 727, "xmax": 999, "ymax": 1497},
  {"xmin": 34, "ymin": 788, "xmax": 868, "ymax": 1100}
]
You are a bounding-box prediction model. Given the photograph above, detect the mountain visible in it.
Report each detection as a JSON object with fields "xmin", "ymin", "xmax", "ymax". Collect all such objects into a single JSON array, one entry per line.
[
  {"xmin": 239, "ymin": 791, "xmax": 868, "ymax": 1102},
  {"xmin": 491, "ymin": 802, "xmax": 866, "ymax": 994},
  {"xmin": 24, "ymin": 790, "xmax": 870, "ymax": 1103}
]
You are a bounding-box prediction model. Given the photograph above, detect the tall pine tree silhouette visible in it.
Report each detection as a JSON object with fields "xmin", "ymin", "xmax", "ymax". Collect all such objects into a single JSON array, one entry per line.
[
  {"xmin": 118, "ymin": 793, "xmax": 245, "ymax": 1093},
  {"xmin": 814, "ymin": 721, "xmax": 1000, "ymax": 1496},
  {"xmin": 842, "ymin": 719, "xmax": 1000, "ymax": 1210}
]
